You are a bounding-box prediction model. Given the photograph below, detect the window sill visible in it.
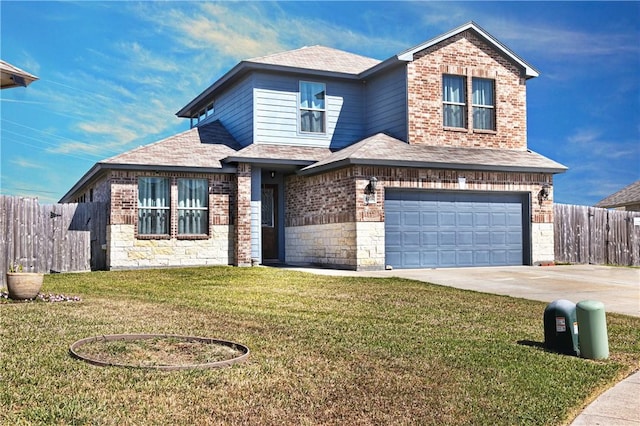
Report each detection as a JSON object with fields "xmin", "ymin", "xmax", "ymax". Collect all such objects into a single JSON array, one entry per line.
[
  {"xmin": 443, "ymin": 126, "xmax": 468, "ymax": 133},
  {"xmin": 177, "ymin": 234, "xmax": 210, "ymax": 240},
  {"xmin": 137, "ymin": 234, "xmax": 171, "ymax": 240},
  {"xmin": 473, "ymin": 129, "xmax": 497, "ymax": 135}
]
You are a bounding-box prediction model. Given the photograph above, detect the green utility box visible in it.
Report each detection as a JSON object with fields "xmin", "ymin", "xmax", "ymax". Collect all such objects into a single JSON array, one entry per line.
[
  {"xmin": 544, "ymin": 299, "xmax": 579, "ymax": 356},
  {"xmin": 576, "ymin": 300, "xmax": 609, "ymax": 360}
]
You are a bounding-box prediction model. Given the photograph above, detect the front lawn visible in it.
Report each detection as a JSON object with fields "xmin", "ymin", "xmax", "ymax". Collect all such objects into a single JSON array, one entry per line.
[{"xmin": 1, "ymin": 267, "xmax": 638, "ymax": 425}]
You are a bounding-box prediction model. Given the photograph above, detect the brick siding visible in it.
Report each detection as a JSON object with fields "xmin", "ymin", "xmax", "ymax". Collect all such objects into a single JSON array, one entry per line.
[
  {"xmin": 234, "ymin": 163, "xmax": 252, "ymax": 266},
  {"xmin": 287, "ymin": 166, "xmax": 553, "ymax": 226},
  {"xmin": 407, "ymin": 30, "xmax": 528, "ymax": 150}
]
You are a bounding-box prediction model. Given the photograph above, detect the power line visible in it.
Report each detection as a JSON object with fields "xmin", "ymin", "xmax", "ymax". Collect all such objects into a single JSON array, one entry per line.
[
  {"xmin": 0, "ymin": 99, "xmax": 47, "ymax": 105},
  {"xmin": 1, "ymin": 132, "xmax": 99, "ymax": 163},
  {"xmin": 2, "ymin": 118, "xmax": 95, "ymax": 145}
]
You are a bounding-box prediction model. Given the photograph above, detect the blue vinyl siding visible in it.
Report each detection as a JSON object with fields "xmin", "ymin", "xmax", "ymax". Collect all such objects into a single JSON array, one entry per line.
[
  {"xmin": 365, "ymin": 65, "xmax": 407, "ymax": 141},
  {"xmin": 203, "ymin": 67, "xmax": 408, "ymax": 149},
  {"xmin": 253, "ymin": 72, "xmax": 366, "ymax": 148},
  {"xmin": 204, "ymin": 74, "xmax": 254, "ymax": 147}
]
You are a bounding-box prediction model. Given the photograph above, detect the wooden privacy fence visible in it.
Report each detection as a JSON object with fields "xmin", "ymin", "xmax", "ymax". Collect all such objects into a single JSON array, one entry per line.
[
  {"xmin": 0, "ymin": 196, "xmax": 108, "ymax": 287},
  {"xmin": 555, "ymin": 203, "xmax": 640, "ymax": 266}
]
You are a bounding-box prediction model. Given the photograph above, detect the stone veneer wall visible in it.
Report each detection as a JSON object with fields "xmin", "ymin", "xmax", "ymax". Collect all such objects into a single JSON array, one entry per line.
[
  {"xmin": 407, "ymin": 30, "xmax": 528, "ymax": 150},
  {"xmin": 531, "ymin": 223, "xmax": 555, "ymax": 265},
  {"xmin": 286, "ymin": 165, "xmax": 556, "ymax": 270},
  {"xmin": 106, "ymin": 170, "xmax": 235, "ymax": 269},
  {"xmin": 286, "ymin": 222, "xmax": 357, "ymax": 269},
  {"xmin": 284, "ymin": 221, "xmax": 384, "ymax": 270},
  {"xmin": 107, "ymin": 224, "xmax": 233, "ymax": 269}
]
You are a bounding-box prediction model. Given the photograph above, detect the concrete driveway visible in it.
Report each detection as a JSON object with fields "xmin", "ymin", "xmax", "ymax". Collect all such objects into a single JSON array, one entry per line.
[{"xmin": 287, "ymin": 265, "xmax": 640, "ymax": 317}]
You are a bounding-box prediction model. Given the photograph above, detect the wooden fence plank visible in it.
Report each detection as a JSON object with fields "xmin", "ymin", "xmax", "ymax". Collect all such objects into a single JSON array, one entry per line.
[
  {"xmin": 555, "ymin": 203, "xmax": 640, "ymax": 266},
  {"xmin": 1, "ymin": 196, "xmax": 107, "ymax": 288}
]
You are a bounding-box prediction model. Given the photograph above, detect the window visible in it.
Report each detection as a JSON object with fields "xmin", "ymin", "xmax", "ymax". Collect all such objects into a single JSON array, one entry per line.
[
  {"xmin": 261, "ymin": 187, "xmax": 274, "ymax": 227},
  {"xmin": 190, "ymin": 102, "xmax": 214, "ymax": 128},
  {"xmin": 300, "ymin": 81, "xmax": 325, "ymax": 133},
  {"xmin": 138, "ymin": 177, "xmax": 170, "ymax": 235},
  {"xmin": 472, "ymin": 78, "xmax": 495, "ymax": 130},
  {"xmin": 443, "ymin": 75, "xmax": 467, "ymax": 128},
  {"xmin": 178, "ymin": 179, "xmax": 208, "ymax": 235}
]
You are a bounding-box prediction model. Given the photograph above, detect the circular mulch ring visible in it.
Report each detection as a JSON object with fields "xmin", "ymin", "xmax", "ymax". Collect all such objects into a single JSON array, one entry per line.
[{"xmin": 69, "ymin": 334, "xmax": 250, "ymax": 370}]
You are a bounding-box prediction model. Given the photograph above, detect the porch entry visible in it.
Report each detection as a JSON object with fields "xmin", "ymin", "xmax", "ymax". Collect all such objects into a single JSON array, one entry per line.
[{"xmin": 261, "ymin": 184, "xmax": 279, "ymax": 260}]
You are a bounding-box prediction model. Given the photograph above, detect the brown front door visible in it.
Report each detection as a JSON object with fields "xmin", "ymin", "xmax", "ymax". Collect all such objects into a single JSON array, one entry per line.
[{"xmin": 261, "ymin": 184, "xmax": 278, "ymax": 260}]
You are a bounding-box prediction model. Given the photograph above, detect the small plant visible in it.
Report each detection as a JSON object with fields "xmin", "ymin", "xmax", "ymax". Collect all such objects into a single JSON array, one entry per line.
[{"xmin": 8, "ymin": 262, "xmax": 24, "ymax": 273}]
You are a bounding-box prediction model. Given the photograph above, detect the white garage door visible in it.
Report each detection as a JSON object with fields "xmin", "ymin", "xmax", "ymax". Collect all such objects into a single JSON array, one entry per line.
[{"xmin": 385, "ymin": 190, "xmax": 528, "ymax": 268}]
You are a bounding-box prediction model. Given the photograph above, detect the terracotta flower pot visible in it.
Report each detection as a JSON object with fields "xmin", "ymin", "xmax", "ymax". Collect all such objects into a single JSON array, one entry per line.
[{"xmin": 6, "ymin": 272, "xmax": 44, "ymax": 300}]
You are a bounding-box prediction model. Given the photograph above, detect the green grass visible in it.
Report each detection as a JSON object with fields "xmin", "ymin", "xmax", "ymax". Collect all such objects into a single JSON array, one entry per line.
[{"xmin": 1, "ymin": 266, "xmax": 638, "ymax": 425}]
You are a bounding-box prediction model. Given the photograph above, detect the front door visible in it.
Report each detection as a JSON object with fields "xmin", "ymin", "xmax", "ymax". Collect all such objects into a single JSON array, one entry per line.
[{"xmin": 261, "ymin": 184, "xmax": 278, "ymax": 261}]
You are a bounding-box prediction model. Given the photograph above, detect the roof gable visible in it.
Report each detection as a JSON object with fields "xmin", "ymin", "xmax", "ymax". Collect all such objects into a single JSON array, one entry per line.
[{"xmin": 395, "ymin": 21, "xmax": 539, "ymax": 79}]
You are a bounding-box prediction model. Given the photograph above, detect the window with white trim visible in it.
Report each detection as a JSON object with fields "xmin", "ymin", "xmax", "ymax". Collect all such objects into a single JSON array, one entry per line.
[
  {"xmin": 138, "ymin": 177, "xmax": 170, "ymax": 235},
  {"xmin": 178, "ymin": 178, "xmax": 208, "ymax": 235},
  {"xmin": 299, "ymin": 81, "xmax": 326, "ymax": 133},
  {"xmin": 472, "ymin": 78, "xmax": 495, "ymax": 130},
  {"xmin": 443, "ymin": 75, "xmax": 467, "ymax": 128}
]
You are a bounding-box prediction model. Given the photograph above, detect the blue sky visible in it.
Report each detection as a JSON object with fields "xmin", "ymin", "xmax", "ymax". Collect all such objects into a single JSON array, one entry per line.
[{"xmin": 1, "ymin": 1, "xmax": 638, "ymax": 204}]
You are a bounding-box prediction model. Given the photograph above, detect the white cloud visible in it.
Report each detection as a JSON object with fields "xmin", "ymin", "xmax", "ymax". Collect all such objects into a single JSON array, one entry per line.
[
  {"xmin": 480, "ymin": 17, "xmax": 640, "ymax": 62},
  {"xmin": 10, "ymin": 158, "xmax": 45, "ymax": 170}
]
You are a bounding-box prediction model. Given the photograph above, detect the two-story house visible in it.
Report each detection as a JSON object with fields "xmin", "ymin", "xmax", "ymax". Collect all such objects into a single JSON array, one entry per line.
[{"xmin": 61, "ymin": 22, "xmax": 566, "ymax": 271}]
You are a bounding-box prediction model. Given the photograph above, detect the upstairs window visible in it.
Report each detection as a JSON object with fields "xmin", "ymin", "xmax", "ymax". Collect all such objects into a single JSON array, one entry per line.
[
  {"xmin": 472, "ymin": 78, "xmax": 495, "ymax": 130},
  {"xmin": 138, "ymin": 177, "xmax": 170, "ymax": 235},
  {"xmin": 178, "ymin": 179, "xmax": 208, "ymax": 235},
  {"xmin": 443, "ymin": 75, "xmax": 466, "ymax": 128},
  {"xmin": 300, "ymin": 81, "xmax": 325, "ymax": 133}
]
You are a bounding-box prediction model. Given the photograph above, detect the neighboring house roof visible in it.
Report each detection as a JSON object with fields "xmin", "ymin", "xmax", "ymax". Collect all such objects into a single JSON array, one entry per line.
[
  {"xmin": 177, "ymin": 21, "xmax": 537, "ymax": 118},
  {"xmin": 0, "ymin": 59, "xmax": 38, "ymax": 89},
  {"xmin": 595, "ymin": 180, "xmax": 640, "ymax": 208},
  {"xmin": 299, "ymin": 133, "xmax": 567, "ymax": 175}
]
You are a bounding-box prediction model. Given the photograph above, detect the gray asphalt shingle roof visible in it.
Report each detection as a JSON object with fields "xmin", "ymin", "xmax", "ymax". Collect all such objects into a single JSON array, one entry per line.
[
  {"xmin": 595, "ymin": 180, "xmax": 640, "ymax": 208},
  {"xmin": 226, "ymin": 143, "xmax": 332, "ymax": 165},
  {"xmin": 300, "ymin": 133, "xmax": 568, "ymax": 175},
  {"xmin": 246, "ymin": 45, "xmax": 381, "ymax": 76},
  {"xmin": 103, "ymin": 120, "xmax": 240, "ymax": 169}
]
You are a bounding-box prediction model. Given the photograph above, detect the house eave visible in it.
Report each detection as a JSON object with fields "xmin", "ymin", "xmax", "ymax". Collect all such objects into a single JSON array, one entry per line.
[
  {"xmin": 223, "ymin": 156, "xmax": 316, "ymax": 167},
  {"xmin": 359, "ymin": 56, "xmax": 406, "ymax": 79},
  {"xmin": 59, "ymin": 163, "xmax": 106, "ymax": 203},
  {"xmin": 59, "ymin": 163, "xmax": 236, "ymax": 203},
  {"xmin": 396, "ymin": 21, "xmax": 540, "ymax": 79},
  {"xmin": 299, "ymin": 158, "xmax": 567, "ymax": 177},
  {"xmin": 177, "ymin": 62, "xmax": 361, "ymax": 118}
]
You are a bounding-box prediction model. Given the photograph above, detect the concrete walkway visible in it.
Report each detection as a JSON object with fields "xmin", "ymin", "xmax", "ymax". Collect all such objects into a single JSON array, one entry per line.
[{"xmin": 283, "ymin": 264, "xmax": 640, "ymax": 425}]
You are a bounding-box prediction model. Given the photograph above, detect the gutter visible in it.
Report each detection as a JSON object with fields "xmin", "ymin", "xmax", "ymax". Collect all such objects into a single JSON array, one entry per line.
[
  {"xmin": 298, "ymin": 157, "xmax": 568, "ymax": 177},
  {"xmin": 59, "ymin": 163, "xmax": 237, "ymax": 203}
]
